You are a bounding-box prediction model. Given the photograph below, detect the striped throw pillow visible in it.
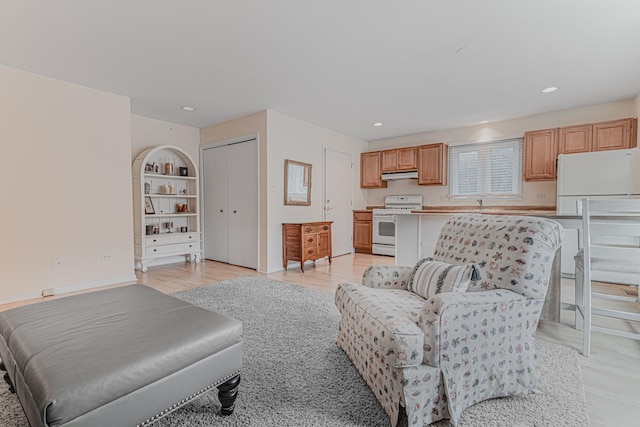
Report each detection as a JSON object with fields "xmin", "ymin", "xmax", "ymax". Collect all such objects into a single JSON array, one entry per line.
[{"xmin": 408, "ymin": 257, "xmax": 479, "ymax": 300}]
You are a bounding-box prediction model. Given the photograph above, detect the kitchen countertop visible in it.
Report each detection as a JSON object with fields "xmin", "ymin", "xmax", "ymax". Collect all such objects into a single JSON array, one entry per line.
[
  {"xmin": 355, "ymin": 206, "xmax": 556, "ymax": 215},
  {"xmin": 410, "ymin": 209, "xmax": 556, "ymax": 215}
]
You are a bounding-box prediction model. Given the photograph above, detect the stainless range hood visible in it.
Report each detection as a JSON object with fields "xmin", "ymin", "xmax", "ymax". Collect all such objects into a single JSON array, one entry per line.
[{"xmin": 381, "ymin": 170, "xmax": 418, "ymax": 181}]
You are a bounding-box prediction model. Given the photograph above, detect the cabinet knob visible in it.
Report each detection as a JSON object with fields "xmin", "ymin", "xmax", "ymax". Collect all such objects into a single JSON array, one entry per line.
[
  {"xmin": 188, "ymin": 236, "xmax": 192, "ymax": 239},
  {"xmin": 233, "ymin": 210, "xmax": 237, "ymax": 213},
  {"xmin": 323, "ymin": 226, "xmax": 329, "ymax": 230},
  {"xmin": 307, "ymin": 249, "xmax": 313, "ymax": 254},
  {"xmin": 307, "ymin": 238, "xmax": 313, "ymax": 243},
  {"xmin": 305, "ymin": 227, "xmax": 311, "ymax": 232},
  {"xmin": 220, "ymin": 209, "xmax": 223, "ymax": 213},
  {"xmin": 189, "ymin": 245, "xmax": 192, "ymax": 248},
  {"xmin": 153, "ymin": 239, "xmax": 157, "ymax": 242},
  {"xmin": 153, "ymin": 249, "xmax": 157, "ymax": 252}
]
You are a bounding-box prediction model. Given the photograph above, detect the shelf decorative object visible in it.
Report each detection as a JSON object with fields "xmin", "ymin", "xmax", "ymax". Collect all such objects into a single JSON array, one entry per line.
[{"xmin": 132, "ymin": 145, "xmax": 201, "ymax": 272}]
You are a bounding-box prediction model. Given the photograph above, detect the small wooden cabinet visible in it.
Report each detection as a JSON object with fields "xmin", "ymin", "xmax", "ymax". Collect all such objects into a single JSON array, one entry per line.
[
  {"xmin": 381, "ymin": 147, "xmax": 417, "ymax": 172},
  {"xmin": 559, "ymin": 125, "xmax": 592, "ymax": 154},
  {"xmin": 593, "ymin": 118, "xmax": 636, "ymax": 151},
  {"xmin": 418, "ymin": 143, "xmax": 448, "ymax": 185},
  {"xmin": 282, "ymin": 221, "xmax": 332, "ymax": 272},
  {"xmin": 353, "ymin": 211, "xmax": 372, "ymax": 254},
  {"xmin": 523, "ymin": 128, "xmax": 558, "ymax": 181},
  {"xmin": 360, "ymin": 152, "xmax": 387, "ymax": 188}
]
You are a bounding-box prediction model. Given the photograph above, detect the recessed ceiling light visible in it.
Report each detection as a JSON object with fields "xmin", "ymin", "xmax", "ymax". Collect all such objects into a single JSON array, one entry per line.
[
  {"xmin": 480, "ymin": 120, "xmax": 488, "ymax": 124},
  {"xmin": 373, "ymin": 122, "xmax": 383, "ymax": 127},
  {"xmin": 181, "ymin": 106, "xmax": 196, "ymax": 111},
  {"xmin": 541, "ymin": 86, "xmax": 559, "ymax": 93}
]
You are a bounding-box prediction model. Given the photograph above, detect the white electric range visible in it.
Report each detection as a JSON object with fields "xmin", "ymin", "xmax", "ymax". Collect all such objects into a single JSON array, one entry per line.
[{"xmin": 371, "ymin": 195, "xmax": 423, "ymax": 256}]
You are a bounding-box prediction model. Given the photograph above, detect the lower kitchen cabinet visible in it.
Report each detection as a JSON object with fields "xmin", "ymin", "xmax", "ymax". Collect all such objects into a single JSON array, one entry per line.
[{"xmin": 353, "ymin": 211, "xmax": 372, "ymax": 254}]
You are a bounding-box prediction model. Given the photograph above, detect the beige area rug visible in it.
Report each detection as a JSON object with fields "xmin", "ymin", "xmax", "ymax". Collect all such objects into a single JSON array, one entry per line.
[{"xmin": 0, "ymin": 276, "xmax": 590, "ymax": 426}]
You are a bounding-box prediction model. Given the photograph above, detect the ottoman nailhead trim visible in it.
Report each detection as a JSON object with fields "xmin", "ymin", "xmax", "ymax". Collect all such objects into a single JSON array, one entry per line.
[{"xmin": 137, "ymin": 369, "xmax": 241, "ymax": 427}]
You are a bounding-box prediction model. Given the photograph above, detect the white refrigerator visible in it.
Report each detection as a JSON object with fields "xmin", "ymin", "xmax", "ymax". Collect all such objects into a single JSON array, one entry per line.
[{"xmin": 556, "ymin": 148, "xmax": 640, "ymax": 275}]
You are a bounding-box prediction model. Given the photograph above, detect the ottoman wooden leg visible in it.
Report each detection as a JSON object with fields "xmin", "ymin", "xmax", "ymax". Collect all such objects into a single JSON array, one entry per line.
[{"xmin": 218, "ymin": 374, "xmax": 240, "ymax": 415}]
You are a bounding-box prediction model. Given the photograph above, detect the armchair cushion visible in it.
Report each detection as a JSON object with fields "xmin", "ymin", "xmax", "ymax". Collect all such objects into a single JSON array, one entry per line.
[
  {"xmin": 335, "ymin": 283, "xmax": 426, "ymax": 368},
  {"xmin": 409, "ymin": 257, "xmax": 478, "ymax": 300}
]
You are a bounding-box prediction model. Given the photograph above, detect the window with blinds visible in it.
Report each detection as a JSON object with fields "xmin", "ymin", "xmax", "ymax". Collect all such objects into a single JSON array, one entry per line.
[{"xmin": 449, "ymin": 138, "xmax": 523, "ymax": 198}]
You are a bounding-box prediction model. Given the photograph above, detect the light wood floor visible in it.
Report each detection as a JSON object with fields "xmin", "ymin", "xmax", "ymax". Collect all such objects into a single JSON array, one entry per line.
[{"xmin": 2, "ymin": 253, "xmax": 639, "ymax": 426}]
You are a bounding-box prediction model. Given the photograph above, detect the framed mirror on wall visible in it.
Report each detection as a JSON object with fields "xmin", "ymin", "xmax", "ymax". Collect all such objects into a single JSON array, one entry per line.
[{"xmin": 284, "ymin": 159, "xmax": 312, "ymax": 206}]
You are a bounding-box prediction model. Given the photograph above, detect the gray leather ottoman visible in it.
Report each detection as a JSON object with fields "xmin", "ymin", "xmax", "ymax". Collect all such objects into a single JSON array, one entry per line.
[{"xmin": 0, "ymin": 285, "xmax": 243, "ymax": 427}]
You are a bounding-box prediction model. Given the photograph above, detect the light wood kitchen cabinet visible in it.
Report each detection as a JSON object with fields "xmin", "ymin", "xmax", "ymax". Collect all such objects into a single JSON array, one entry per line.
[
  {"xmin": 523, "ymin": 128, "xmax": 558, "ymax": 181},
  {"xmin": 381, "ymin": 147, "xmax": 418, "ymax": 172},
  {"xmin": 417, "ymin": 143, "xmax": 447, "ymax": 185},
  {"xmin": 282, "ymin": 221, "xmax": 332, "ymax": 272},
  {"xmin": 593, "ymin": 118, "xmax": 637, "ymax": 151},
  {"xmin": 353, "ymin": 211, "xmax": 372, "ymax": 254},
  {"xmin": 360, "ymin": 151, "xmax": 387, "ymax": 188},
  {"xmin": 559, "ymin": 125, "xmax": 592, "ymax": 154}
]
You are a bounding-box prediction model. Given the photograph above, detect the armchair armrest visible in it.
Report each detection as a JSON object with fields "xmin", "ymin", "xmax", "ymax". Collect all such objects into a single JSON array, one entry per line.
[
  {"xmin": 418, "ymin": 290, "xmax": 546, "ymax": 425},
  {"xmin": 361, "ymin": 265, "xmax": 414, "ymax": 290},
  {"xmin": 418, "ymin": 290, "xmax": 540, "ymax": 367}
]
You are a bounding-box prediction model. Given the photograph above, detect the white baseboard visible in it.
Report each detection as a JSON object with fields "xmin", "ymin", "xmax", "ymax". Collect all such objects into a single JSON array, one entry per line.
[
  {"xmin": 0, "ymin": 275, "xmax": 137, "ymax": 305},
  {"xmin": 53, "ymin": 275, "xmax": 137, "ymax": 295}
]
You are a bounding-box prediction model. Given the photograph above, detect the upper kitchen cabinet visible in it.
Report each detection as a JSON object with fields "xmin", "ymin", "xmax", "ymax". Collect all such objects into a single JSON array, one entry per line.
[
  {"xmin": 417, "ymin": 143, "xmax": 448, "ymax": 185},
  {"xmin": 524, "ymin": 128, "xmax": 558, "ymax": 181},
  {"xmin": 559, "ymin": 125, "xmax": 592, "ymax": 154},
  {"xmin": 592, "ymin": 118, "xmax": 637, "ymax": 151},
  {"xmin": 360, "ymin": 151, "xmax": 387, "ymax": 188},
  {"xmin": 381, "ymin": 147, "xmax": 417, "ymax": 172}
]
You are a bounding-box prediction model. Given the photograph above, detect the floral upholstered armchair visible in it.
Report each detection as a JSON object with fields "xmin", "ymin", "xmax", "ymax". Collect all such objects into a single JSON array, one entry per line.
[{"xmin": 335, "ymin": 215, "xmax": 563, "ymax": 426}]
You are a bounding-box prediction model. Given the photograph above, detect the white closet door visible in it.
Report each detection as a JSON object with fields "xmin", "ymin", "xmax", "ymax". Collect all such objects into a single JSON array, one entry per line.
[
  {"xmin": 227, "ymin": 140, "xmax": 258, "ymax": 269},
  {"xmin": 203, "ymin": 145, "xmax": 229, "ymax": 263}
]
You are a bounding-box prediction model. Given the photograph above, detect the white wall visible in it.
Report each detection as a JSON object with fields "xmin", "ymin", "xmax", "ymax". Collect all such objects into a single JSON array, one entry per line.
[
  {"xmin": 131, "ymin": 115, "xmax": 200, "ymax": 163},
  {"xmin": 366, "ymin": 99, "xmax": 637, "ymax": 208},
  {"xmin": 266, "ymin": 110, "xmax": 368, "ymax": 273},
  {"xmin": 0, "ymin": 65, "xmax": 135, "ymax": 303}
]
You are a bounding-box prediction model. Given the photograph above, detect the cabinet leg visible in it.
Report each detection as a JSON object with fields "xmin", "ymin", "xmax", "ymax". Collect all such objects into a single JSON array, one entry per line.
[
  {"xmin": 328, "ymin": 256, "xmax": 332, "ymax": 265},
  {"xmin": 140, "ymin": 262, "xmax": 148, "ymax": 273}
]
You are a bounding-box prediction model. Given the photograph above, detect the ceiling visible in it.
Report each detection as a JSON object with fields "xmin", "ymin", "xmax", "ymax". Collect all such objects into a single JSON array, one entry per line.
[{"xmin": 1, "ymin": 1, "xmax": 639, "ymax": 141}]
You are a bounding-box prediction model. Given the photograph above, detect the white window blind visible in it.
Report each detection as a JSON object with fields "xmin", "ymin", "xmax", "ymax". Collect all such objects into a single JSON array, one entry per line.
[{"xmin": 449, "ymin": 138, "xmax": 523, "ymax": 198}]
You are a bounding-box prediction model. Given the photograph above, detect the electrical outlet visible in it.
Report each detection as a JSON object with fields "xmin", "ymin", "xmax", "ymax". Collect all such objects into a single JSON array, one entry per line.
[
  {"xmin": 536, "ymin": 193, "xmax": 546, "ymax": 199},
  {"xmin": 101, "ymin": 254, "xmax": 113, "ymax": 262},
  {"xmin": 42, "ymin": 288, "xmax": 54, "ymax": 297},
  {"xmin": 51, "ymin": 259, "xmax": 63, "ymax": 267}
]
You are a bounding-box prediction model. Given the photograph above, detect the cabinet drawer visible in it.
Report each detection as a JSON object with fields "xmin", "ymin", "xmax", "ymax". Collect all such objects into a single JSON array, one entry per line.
[
  {"xmin": 303, "ymin": 224, "xmax": 331, "ymax": 234},
  {"xmin": 303, "ymin": 246, "xmax": 317, "ymax": 258},
  {"xmin": 303, "ymin": 234, "xmax": 317, "ymax": 247},
  {"xmin": 146, "ymin": 242, "xmax": 198, "ymax": 256},
  {"xmin": 146, "ymin": 233, "xmax": 199, "ymax": 246},
  {"xmin": 353, "ymin": 212, "xmax": 372, "ymax": 221}
]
